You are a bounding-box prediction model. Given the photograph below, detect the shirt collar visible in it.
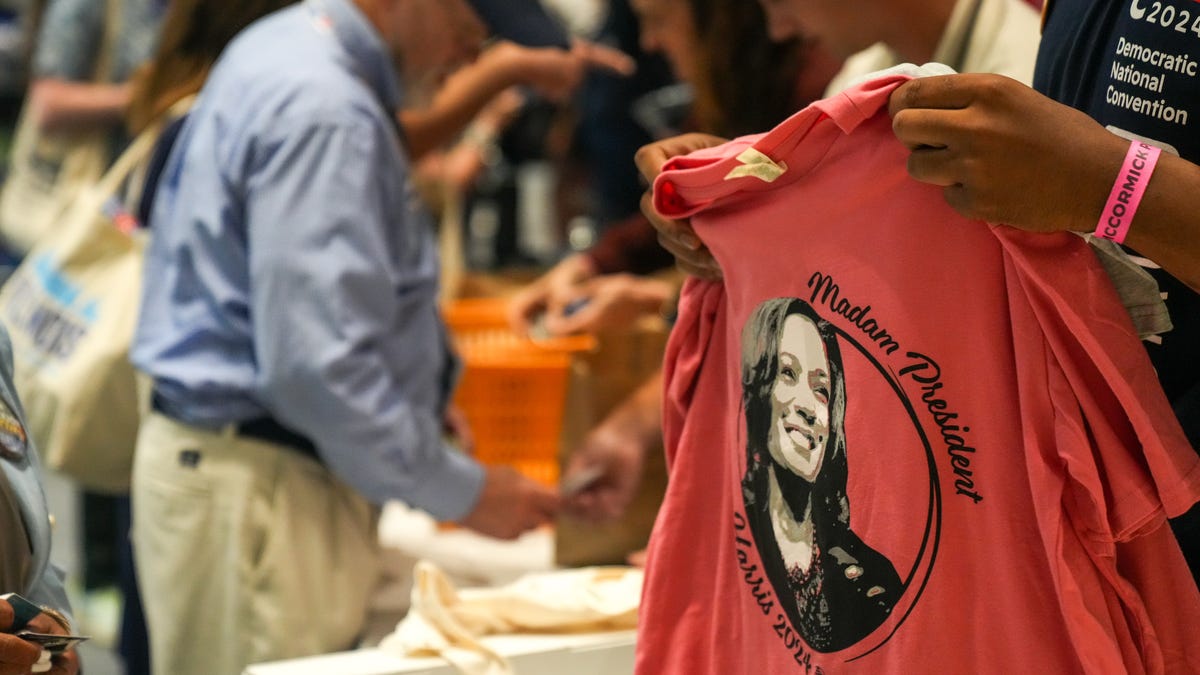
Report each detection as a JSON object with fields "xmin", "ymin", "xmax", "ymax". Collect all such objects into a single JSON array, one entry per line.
[{"xmin": 305, "ymin": 0, "xmax": 403, "ymax": 110}]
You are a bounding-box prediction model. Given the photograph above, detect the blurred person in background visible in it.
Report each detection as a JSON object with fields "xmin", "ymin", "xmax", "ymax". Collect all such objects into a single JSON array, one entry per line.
[
  {"xmin": 0, "ymin": 319, "xmax": 79, "ymax": 675},
  {"xmin": 0, "ymin": 0, "xmax": 38, "ymax": 281},
  {"xmin": 765, "ymin": 0, "xmax": 1039, "ymax": 95},
  {"xmin": 574, "ymin": 0, "xmax": 675, "ymax": 232},
  {"xmin": 511, "ymin": 0, "xmax": 841, "ymax": 338},
  {"xmin": 408, "ymin": 0, "xmax": 655, "ymax": 270},
  {"xmin": 127, "ymin": 0, "xmax": 629, "ymax": 672},
  {"xmin": 398, "ymin": 35, "xmax": 632, "ymax": 161},
  {"xmin": 397, "ymin": 0, "xmax": 636, "ymax": 274},
  {"xmin": 114, "ymin": 3, "xmax": 300, "ymax": 673},
  {"xmin": 511, "ymin": 0, "xmax": 840, "ymax": 336}
]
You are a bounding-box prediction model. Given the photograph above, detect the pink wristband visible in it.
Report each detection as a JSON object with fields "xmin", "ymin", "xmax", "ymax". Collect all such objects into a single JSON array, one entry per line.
[{"xmin": 1095, "ymin": 140, "xmax": 1161, "ymax": 244}]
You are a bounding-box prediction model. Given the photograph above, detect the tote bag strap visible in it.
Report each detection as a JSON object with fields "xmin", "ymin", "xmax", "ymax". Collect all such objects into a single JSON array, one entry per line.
[
  {"xmin": 94, "ymin": 94, "xmax": 197, "ymax": 205},
  {"xmin": 121, "ymin": 94, "xmax": 198, "ymax": 208},
  {"xmin": 93, "ymin": 119, "xmax": 165, "ymax": 203}
]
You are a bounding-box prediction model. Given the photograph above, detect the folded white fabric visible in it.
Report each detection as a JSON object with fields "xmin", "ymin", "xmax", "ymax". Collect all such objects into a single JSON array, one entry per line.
[{"xmin": 379, "ymin": 560, "xmax": 642, "ymax": 675}]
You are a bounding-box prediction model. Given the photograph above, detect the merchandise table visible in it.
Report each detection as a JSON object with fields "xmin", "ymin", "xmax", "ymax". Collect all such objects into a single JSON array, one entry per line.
[
  {"xmin": 244, "ymin": 503, "xmax": 637, "ymax": 674},
  {"xmin": 243, "ymin": 630, "xmax": 636, "ymax": 675}
]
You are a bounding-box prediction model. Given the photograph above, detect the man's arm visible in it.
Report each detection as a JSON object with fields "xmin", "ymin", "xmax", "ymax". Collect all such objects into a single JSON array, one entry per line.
[
  {"xmin": 400, "ymin": 40, "xmax": 633, "ymax": 159},
  {"xmin": 25, "ymin": 78, "xmax": 132, "ymax": 132},
  {"xmin": 243, "ymin": 113, "xmax": 557, "ymax": 536},
  {"xmin": 1121, "ymin": 153, "xmax": 1200, "ymax": 292},
  {"xmin": 246, "ymin": 114, "xmax": 484, "ymax": 521},
  {"xmin": 889, "ymin": 73, "xmax": 1200, "ymax": 291},
  {"xmin": 29, "ymin": 0, "xmax": 130, "ymax": 133},
  {"xmin": 563, "ymin": 369, "xmax": 663, "ymax": 521}
]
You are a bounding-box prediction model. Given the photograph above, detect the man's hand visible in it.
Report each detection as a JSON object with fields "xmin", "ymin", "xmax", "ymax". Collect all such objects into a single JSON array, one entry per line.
[
  {"xmin": 439, "ymin": 87, "xmax": 526, "ymax": 192},
  {"xmin": 507, "ymin": 254, "xmax": 597, "ymax": 335},
  {"xmin": 489, "ymin": 42, "xmax": 582, "ymax": 102},
  {"xmin": 401, "ymin": 40, "xmax": 632, "ymax": 159},
  {"xmin": 0, "ymin": 632, "xmax": 40, "ymax": 675},
  {"xmin": 0, "ymin": 599, "xmax": 80, "ymax": 675},
  {"xmin": 563, "ymin": 371, "xmax": 662, "ymax": 522},
  {"xmin": 488, "ymin": 40, "xmax": 634, "ymax": 103},
  {"xmin": 459, "ymin": 466, "xmax": 560, "ymax": 540},
  {"xmin": 562, "ymin": 423, "xmax": 647, "ymax": 522},
  {"xmin": 634, "ymin": 133, "xmax": 729, "ymax": 279},
  {"xmin": 540, "ymin": 274, "xmax": 675, "ymax": 336},
  {"xmin": 26, "ymin": 78, "xmax": 133, "ymax": 133},
  {"xmin": 890, "ymin": 72, "xmax": 1200, "ymax": 292},
  {"xmin": 888, "ymin": 73, "xmax": 1128, "ymax": 233}
]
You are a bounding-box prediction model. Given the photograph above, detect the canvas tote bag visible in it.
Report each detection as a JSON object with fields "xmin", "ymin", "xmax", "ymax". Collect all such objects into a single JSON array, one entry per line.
[
  {"xmin": 381, "ymin": 560, "xmax": 641, "ymax": 675},
  {"xmin": 0, "ymin": 114, "xmax": 165, "ymax": 493},
  {"xmin": 0, "ymin": 0, "xmax": 121, "ymax": 255}
]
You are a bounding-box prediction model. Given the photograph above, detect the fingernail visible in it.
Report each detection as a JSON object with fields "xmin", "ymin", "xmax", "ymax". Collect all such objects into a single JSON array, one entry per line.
[{"xmin": 680, "ymin": 234, "xmax": 700, "ymax": 250}]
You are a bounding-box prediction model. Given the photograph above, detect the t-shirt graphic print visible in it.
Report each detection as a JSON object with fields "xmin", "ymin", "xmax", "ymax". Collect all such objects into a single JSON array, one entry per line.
[{"xmin": 739, "ymin": 297, "xmax": 903, "ymax": 654}]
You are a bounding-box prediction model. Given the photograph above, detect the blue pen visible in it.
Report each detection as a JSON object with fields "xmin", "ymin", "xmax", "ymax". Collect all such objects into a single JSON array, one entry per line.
[{"xmin": 562, "ymin": 297, "xmax": 590, "ymax": 317}]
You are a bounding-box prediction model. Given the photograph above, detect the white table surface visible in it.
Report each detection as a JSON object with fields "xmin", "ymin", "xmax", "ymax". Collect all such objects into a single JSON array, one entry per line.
[
  {"xmin": 362, "ymin": 502, "xmax": 557, "ymax": 644},
  {"xmin": 377, "ymin": 501, "xmax": 556, "ymax": 586},
  {"xmin": 243, "ymin": 630, "xmax": 636, "ymax": 675}
]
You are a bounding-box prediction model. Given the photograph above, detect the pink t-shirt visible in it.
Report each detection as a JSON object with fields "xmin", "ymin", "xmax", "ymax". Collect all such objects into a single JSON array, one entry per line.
[{"xmin": 639, "ymin": 73, "xmax": 1200, "ymax": 674}]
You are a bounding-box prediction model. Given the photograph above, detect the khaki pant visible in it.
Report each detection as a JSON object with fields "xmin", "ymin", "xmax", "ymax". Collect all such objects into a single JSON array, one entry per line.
[{"xmin": 131, "ymin": 412, "xmax": 381, "ymax": 675}]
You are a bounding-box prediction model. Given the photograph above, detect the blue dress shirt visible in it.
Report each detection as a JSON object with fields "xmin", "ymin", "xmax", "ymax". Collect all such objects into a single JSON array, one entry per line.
[{"xmin": 131, "ymin": 0, "xmax": 484, "ymax": 521}]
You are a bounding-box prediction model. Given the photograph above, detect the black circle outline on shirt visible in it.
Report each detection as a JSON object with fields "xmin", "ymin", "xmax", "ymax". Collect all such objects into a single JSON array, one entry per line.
[{"xmin": 829, "ymin": 322, "xmax": 942, "ymax": 661}]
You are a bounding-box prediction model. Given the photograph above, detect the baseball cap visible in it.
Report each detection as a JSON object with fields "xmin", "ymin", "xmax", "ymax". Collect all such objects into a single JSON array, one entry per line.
[{"xmin": 465, "ymin": 0, "xmax": 570, "ymax": 49}]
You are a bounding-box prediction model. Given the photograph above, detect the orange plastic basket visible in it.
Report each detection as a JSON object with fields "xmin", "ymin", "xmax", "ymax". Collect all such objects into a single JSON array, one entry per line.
[{"xmin": 443, "ymin": 298, "xmax": 595, "ymax": 487}]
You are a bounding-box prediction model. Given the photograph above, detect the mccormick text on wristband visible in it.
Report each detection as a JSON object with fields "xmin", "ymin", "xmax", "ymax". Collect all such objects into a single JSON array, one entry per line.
[{"xmin": 1095, "ymin": 140, "xmax": 1162, "ymax": 245}]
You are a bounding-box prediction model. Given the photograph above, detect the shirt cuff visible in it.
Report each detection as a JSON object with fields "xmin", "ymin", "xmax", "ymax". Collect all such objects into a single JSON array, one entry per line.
[{"xmin": 404, "ymin": 445, "xmax": 486, "ymax": 522}]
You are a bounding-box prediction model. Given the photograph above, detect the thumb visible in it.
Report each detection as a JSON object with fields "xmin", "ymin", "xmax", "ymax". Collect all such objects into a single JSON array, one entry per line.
[
  {"xmin": 0, "ymin": 634, "xmax": 41, "ymax": 667},
  {"xmin": 536, "ymin": 486, "xmax": 563, "ymax": 515}
]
